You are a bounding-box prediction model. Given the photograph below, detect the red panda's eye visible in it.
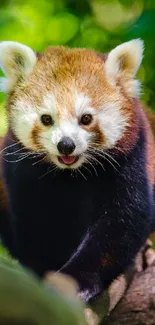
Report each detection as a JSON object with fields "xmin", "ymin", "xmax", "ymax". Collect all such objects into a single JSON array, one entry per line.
[
  {"xmin": 80, "ymin": 114, "xmax": 93, "ymax": 126},
  {"xmin": 41, "ymin": 114, "xmax": 53, "ymax": 126}
]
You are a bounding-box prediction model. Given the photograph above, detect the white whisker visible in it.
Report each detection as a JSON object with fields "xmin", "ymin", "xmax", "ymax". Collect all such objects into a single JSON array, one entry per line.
[
  {"xmin": 86, "ymin": 145, "xmax": 120, "ymax": 172},
  {"xmin": 103, "ymin": 155, "xmax": 118, "ymax": 172},
  {"xmin": 86, "ymin": 151, "xmax": 105, "ymax": 172},
  {"xmin": 4, "ymin": 147, "xmax": 25, "ymax": 156},
  {"xmin": 97, "ymin": 149, "xmax": 120, "ymax": 167},
  {"xmin": 85, "ymin": 156, "xmax": 98, "ymax": 176},
  {"xmin": 39, "ymin": 165, "xmax": 58, "ymax": 179},
  {"xmin": 2, "ymin": 153, "xmax": 30, "ymax": 163},
  {"xmin": 95, "ymin": 151, "xmax": 119, "ymax": 172},
  {"xmin": 32, "ymin": 156, "xmax": 46, "ymax": 166},
  {"xmin": 78, "ymin": 168, "xmax": 87, "ymax": 180},
  {"xmin": 82, "ymin": 164, "xmax": 93, "ymax": 177},
  {"xmin": 0, "ymin": 141, "xmax": 21, "ymax": 155}
]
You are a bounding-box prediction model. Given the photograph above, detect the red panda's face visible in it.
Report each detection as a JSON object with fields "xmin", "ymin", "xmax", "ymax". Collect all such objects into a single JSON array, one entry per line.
[{"xmin": 0, "ymin": 41, "xmax": 143, "ymax": 169}]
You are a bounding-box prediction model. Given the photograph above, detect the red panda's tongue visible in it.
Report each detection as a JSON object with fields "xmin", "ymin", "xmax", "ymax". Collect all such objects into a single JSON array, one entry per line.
[{"xmin": 61, "ymin": 156, "xmax": 76, "ymax": 165}]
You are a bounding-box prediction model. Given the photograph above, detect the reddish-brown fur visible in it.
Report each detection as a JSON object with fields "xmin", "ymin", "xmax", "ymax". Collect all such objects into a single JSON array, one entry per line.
[
  {"xmin": 143, "ymin": 110, "xmax": 155, "ymax": 186},
  {"xmin": 0, "ymin": 46, "xmax": 154, "ymax": 303},
  {"xmin": 31, "ymin": 122, "xmax": 43, "ymax": 150},
  {"xmin": 6, "ymin": 47, "xmax": 145, "ymax": 152},
  {"xmin": 0, "ymin": 47, "xmax": 155, "ymax": 210},
  {"xmin": 101, "ymin": 54, "xmax": 155, "ymax": 188},
  {"xmin": 101, "ymin": 253, "xmax": 114, "ymax": 267}
]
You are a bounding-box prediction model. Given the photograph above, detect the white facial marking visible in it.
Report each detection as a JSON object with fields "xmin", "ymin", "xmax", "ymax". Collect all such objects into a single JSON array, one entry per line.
[
  {"xmin": 75, "ymin": 92, "xmax": 96, "ymax": 117},
  {"xmin": 11, "ymin": 91, "xmax": 129, "ymax": 170},
  {"xmin": 11, "ymin": 100, "xmax": 38, "ymax": 148},
  {"xmin": 51, "ymin": 128, "xmax": 62, "ymax": 146},
  {"xmin": 40, "ymin": 92, "xmax": 93, "ymax": 164},
  {"xmin": 42, "ymin": 117, "xmax": 89, "ymax": 158},
  {"xmin": 39, "ymin": 93, "xmax": 57, "ymax": 115},
  {"xmin": 98, "ymin": 103, "xmax": 129, "ymax": 148}
]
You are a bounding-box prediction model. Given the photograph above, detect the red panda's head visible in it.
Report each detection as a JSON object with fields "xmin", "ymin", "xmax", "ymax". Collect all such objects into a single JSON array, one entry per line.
[{"xmin": 0, "ymin": 40, "xmax": 144, "ymax": 169}]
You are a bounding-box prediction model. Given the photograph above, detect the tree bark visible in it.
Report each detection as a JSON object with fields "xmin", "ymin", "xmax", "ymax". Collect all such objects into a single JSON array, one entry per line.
[
  {"xmin": 46, "ymin": 240, "xmax": 155, "ymax": 325},
  {"xmin": 102, "ymin": 245, "xmax": 155, "ymax": 325}
]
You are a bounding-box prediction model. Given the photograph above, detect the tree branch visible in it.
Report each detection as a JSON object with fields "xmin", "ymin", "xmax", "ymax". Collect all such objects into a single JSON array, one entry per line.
[
  {"xmin": 45, "ymin": 240, "xmax": 155, "ymax": 325},
  {"xmin": 102, "ymin": 246, "xmax": 155, "ymax": 325}
]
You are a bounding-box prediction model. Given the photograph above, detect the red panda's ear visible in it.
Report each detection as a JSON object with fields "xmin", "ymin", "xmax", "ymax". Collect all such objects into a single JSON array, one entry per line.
[
  {"xmin": 0, "ymin": 41, "xmax": 37, "ymax": 93},
  {"xmin": 105, "ymin": 39, "xmax": 144, "ymax": 97}
]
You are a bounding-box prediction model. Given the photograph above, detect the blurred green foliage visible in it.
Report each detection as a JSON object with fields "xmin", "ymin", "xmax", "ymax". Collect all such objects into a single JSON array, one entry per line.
[
  {"xmin": 0, "ymin": 0, "xmax": 155, "ymax": 134},
  {"xmin": 0, "ymin": 2, "xmax": 155, "ymax": 318},
  {"xmin": 0, "ymin": 256, "xmax": 86, "ymax": 325}
]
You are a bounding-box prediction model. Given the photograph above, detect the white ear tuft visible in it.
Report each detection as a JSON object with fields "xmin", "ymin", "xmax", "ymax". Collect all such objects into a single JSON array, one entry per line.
[
  {"xmin": 105, "ymin": 39, "xmax": 144, "ymax": 97},
  {"xmin": 0, "ymin": 41, "xmax": 37, "ymax": 92}
]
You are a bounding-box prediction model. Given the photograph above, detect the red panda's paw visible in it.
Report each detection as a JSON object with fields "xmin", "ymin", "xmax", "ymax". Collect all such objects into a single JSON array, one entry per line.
[
  {"xmin": 78, "ymin": 284, "xmax": 102, "ymax": 304},
  {"xmin": 74, "ymin": 273, "xmax": 103, "ymax": 304}
]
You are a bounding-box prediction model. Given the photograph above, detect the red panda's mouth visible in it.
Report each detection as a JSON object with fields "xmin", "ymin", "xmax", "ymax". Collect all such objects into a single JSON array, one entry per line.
[{"xmin": 58, "ymin": 155, "xmax": 79, "ymax": 165}]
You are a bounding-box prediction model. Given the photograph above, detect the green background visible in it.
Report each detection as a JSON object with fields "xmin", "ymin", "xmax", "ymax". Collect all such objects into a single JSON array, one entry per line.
[
  {"xmin": 0, "ymin": 1, "xmax": 155, "ymax": 318},
  {"xmin": 0, "ymin": 0, "xmax": 155, "ymax": 135}
]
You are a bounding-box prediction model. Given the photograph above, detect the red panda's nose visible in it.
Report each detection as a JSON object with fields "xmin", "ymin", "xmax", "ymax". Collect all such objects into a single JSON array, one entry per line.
[{"xmin": 57, "ymin": 137, "xmax": 75, "ymax": 155}]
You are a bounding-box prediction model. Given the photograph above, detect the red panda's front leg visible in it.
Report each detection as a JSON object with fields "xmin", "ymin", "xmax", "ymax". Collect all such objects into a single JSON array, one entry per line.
[{"xmin": 60, "ymin": 188, "xmax": 152, "ymax": 303}]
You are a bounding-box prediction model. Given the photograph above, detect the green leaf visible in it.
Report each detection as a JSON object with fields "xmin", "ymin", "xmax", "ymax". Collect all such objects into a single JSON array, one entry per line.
[
  {"xmin": 127, "ymin": 9, "xmax": 155, "ymax": 39},
  {"xmin": 46, "ymin": 12, "xmax": 79, "ymax": 44},
  {"xmin": 0, "ymin": 258, "xmax": 86, "ymax": 325}
]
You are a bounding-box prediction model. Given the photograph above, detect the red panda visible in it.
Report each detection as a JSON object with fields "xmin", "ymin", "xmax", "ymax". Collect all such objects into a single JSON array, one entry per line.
[{"xmin": 0, "ymin": 40, "xmax": 154, "ymax": 303}]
